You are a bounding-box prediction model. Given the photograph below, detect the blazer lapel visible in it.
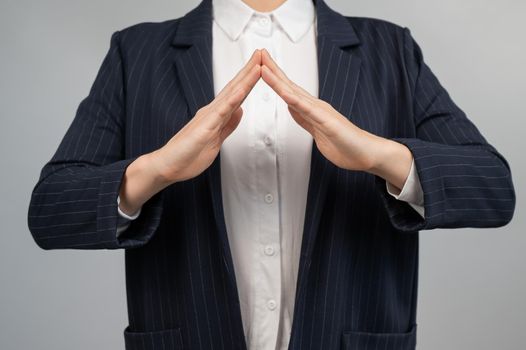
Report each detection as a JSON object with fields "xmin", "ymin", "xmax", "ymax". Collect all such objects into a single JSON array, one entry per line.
[
  {"xmin": 171, "ymin": 0, "xmax": 241, "ymax": 298},
  {"xmin": 292, "ymin": 0, "xmax": 362, "ymax": 332},
  {"xmin": 171, "ymin": 0, "xmax": 214, "ymax": 116}
]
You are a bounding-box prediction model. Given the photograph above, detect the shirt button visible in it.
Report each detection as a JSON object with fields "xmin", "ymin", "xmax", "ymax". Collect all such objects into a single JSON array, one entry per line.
[
  {"xmin": 264, "ymin": 245, "xmax": 275, "ymax": 256},
  {"xmin": 264, "ymin": 193, "xmax": 274, "ymax": 203},
  {"xmin": 259, "ymin": 16, "xmax": 270, "ymax": 26},
  {"xmin": 262, "ymin": 91, "xmax": 270, "ymax": 101},
  {"xmin": 263, "ymin": 136, "xmax": 272, "ymax": 146},
  {"xmin": 267, "ymin": 299, "xmax": 277, "ymax": 310}
]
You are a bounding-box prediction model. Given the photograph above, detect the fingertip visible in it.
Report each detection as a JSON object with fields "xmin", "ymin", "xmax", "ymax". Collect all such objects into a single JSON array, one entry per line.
[
  {"xmin": 250, "ymin": 49, "xmax": 260, "ymax": 62},
  {"xmin": 260, "ymin": 49, "xmax": 269, "ymax": 63}
]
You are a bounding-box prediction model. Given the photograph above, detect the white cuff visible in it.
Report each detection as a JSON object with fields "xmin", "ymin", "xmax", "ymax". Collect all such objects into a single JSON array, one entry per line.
[
  {"xmin": 386, "ymin": 158, "xmax": 425, "ymax": 218},
  {"xmin": 116, "ymin": 195, "xmax": 142, "ymax": 237},
  {"xmin": 117, "ymin": 195, "xmax": 142, "ymax": 220}
]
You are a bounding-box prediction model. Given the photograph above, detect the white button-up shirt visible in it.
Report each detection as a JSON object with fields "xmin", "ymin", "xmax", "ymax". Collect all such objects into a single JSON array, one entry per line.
[
  {"xmin": 116, "ymin": 0, "xmax": 425, "ymax": 348},
  {"xmin": 213, "ymin": 0, "xmax": 318, "ymax": 348}
]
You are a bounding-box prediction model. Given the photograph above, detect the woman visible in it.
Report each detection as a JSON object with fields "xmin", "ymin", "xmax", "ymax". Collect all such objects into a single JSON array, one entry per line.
[{"xmin": 28, "ymin": 0, "xmax": 515, "ymax": 349}]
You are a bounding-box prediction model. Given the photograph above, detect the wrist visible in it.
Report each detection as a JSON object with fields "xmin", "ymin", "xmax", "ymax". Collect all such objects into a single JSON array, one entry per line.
[
  {"xmin": 118, "ymin": 152, "xmax": 171, "ymax": 215},
  {"xmin": 368, "ymin": 137, "xmax": 413, "ymax": 189}
]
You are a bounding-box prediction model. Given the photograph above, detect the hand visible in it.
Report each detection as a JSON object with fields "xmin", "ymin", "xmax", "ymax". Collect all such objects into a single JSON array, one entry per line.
[
  {"xmin": 118, "ymin": 49, "xmax": 263, "ymax": 215},
  {"xmin": 259, "ymin": 48, "xmax": 413, "ymax": 190},
  {"xmin": 151, "ymin": 49, "xmax": 263, "ymax": 183}
]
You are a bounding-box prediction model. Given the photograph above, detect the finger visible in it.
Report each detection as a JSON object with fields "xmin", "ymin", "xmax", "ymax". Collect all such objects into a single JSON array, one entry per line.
[
  {"xmin": 260, "ymin": 48, "xmax": 291, "ymax": 86},
  {"xmin": 208, "ymin": 64, "xmax": 260, "ymax": 129},
  {"xmin": 288, "ymin": 105, "xmax": 315, "ymax": 135},
  {"xmin": 261, "ymin": 48, "xmax": 316, "ymax": 102},
  {"xmin": 260, "ymin": 64, "xmax": 294, "ymax": 98},
  {"xmin": 261, "ymin": 65, "xmax": 312, "ymax": 113},
  {"xmin": 219, "ymin": 106, "xmax": 243, "ymax": 142},
  {"xmin": 262, "ymin": 65, "xmax": 326, "ymax": 125},
  {"xmin": 209, "ymin": 49, "xmax": 261, "ymax": 112},
  {"xmin": 215, "ymin": 49, "xmax": 262, "ymax": 101},
  {"xmin": 220, "ymin": 64, "xmax": 261, "ymax": 114}
]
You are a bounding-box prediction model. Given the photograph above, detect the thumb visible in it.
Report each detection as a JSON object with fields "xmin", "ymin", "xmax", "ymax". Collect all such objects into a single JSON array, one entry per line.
[
  {"xmin": 288, "ymin": 106, "xmax": 314, "ymax": 135},
  {"xmin": 219, "ymin": 106, "xmax": 243, "ymax": 142}
]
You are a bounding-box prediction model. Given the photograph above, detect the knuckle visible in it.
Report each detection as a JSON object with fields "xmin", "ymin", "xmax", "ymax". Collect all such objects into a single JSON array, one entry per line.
[
  {"xmin": 315, "ymin": 100, "xmax": 328, "ymax": 110},
  {"xmin": 313, "ymin": 103, "xmax": 324, "ymax": 114}
]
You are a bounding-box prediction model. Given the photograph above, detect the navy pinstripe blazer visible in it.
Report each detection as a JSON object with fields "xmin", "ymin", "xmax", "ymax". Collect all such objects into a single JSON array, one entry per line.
[{"xmin": 27, "ymin": 0, "xmax": 516, "ymax": 349}]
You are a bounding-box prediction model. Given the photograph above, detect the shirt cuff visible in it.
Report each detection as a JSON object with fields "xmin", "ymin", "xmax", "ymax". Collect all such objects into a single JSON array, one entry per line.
[
  {"xmin": 117, "ymin": 194, "xmax": 142, "ymax": 219},
  {"xmin": 386, "ymin": 158, "xmax": 425, "ymax": 218},
  {"xmin": 116, "ymin": 195, "xmax": 142, "ymax": 237}
]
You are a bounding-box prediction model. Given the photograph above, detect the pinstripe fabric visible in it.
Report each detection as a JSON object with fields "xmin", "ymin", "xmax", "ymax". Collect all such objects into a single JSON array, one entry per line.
[{"xmin": 27, "ymin": 0, "xmax": 515, "ymax": 349}]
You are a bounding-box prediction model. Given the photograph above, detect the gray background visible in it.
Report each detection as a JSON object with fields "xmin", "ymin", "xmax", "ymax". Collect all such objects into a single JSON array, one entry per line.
[{"xmin": 1, "ymin": 0, "xmax": 524, "ymax": 349}]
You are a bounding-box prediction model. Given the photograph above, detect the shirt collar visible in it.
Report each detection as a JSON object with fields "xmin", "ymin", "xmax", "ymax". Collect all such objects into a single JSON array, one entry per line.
[{"xmin": 212, "ymin": 0, "xmax": 315, "ymax": 42}]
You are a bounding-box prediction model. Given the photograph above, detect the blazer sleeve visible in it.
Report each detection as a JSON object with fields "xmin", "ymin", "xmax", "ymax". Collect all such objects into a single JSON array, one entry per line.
[
  {"xmin": 27, "ymin": 30, "xmax": 165, "ymax": 250},
  {"xmin": 376, "ymin": 27, "xmax": 516, "ymax": 232}
]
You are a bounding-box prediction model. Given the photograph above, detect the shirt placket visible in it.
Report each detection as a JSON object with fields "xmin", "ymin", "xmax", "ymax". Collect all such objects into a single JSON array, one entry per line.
[{"xmin": 242, "ymin": 13, "xmax": 282, "ymax": 350}]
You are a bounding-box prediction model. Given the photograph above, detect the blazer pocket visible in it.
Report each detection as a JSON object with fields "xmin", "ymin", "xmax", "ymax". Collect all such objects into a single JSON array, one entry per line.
[
  {"xmin": 341, "ymin": 324, "xmax": 417, "ymax": 350},
  {"xmin": 123, "ymin": 325, "xmax": 184, "ymax": 350}
]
